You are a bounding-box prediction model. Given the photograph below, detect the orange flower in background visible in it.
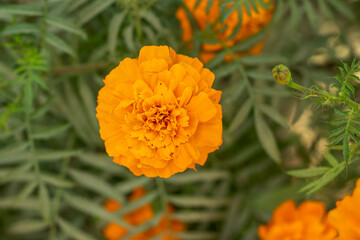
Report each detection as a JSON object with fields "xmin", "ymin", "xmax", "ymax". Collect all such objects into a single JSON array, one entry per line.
[
  {"xmin": 176, "ymin": 0, "xmax": 274, "ymax": 63},
  {"xmin": 96, "ymin": 45, "xmax": 222, "ymax": 178},
  {"xmin": 258, "ymin": 200, "xmax": 337, "ymax": 240},
  {"xmin": 328, "ymin": 179, "xmax": 360, "ymax": 240},
  {"xmin": 103, "ymin": 187, "xmax": 185, "ymax": 240}
]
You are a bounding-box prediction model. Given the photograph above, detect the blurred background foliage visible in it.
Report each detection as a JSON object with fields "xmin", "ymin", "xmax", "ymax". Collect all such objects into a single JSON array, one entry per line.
[{"xmin": 0, "ymin": 0, "xmax": 360, "ymax": 239}]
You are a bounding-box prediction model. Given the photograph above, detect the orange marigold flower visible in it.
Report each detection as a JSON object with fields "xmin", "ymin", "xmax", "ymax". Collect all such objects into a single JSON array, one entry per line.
[
  {"xmin": 96, "ymin": 45, "xmax": 223, "ymax": 178},
  {"xmin": 103, "ymin": 188, "xmax": 185, "ymax": 240},
  {"xmin": 328, "ymin": 179, "xmax": 360, "ymax": 240},
  {"xmin": 176, "ymin": 0, "xmax": 274, "ymax": 63},
  {"xmin": 258, "ymin": 200, "xmax": 337, "ymax": 240}
]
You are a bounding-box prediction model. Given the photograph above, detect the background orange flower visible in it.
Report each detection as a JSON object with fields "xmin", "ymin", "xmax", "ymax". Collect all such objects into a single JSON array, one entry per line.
[
  {"xmin": 328, "ymin": 179, "xmax": 360, "ymax": 240},
  {"xmin": 176, "ymin": 0, "xmax": 274, "ymax": 63},
  {"xmin": 103, "ymin": 188, "xmax": 185, "ymax": 240},
  {"xmin": 96, "ymin": 45, "xmax": 222, "ymax": 178},
  {"xmin": 258, "ymin": 200, "xmax": 337, "ymax": 240}
]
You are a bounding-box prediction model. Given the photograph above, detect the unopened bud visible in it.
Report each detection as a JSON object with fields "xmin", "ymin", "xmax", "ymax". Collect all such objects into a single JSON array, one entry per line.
[{"xmin": 272, "ymin": 64, "xmax": 291, "ymax": 85}]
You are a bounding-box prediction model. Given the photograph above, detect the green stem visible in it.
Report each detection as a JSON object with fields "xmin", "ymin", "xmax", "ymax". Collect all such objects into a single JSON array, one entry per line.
[
  {"xmin": 40, "ymin": 0, "xmax": 49, "ymax": 50},
  {"xmin": 287, "ymin": 80, "xmax": 360, "ymax": 109}
]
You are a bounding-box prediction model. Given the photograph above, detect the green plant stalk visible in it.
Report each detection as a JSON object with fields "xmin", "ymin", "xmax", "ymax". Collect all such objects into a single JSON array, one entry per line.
[
  {"xmin": 40, "ymin": 0, "xmax": 49, "ymax": 50},
  {"xmin": 287, "ymin": 80, "xmax": 360, "ymax": 109}
]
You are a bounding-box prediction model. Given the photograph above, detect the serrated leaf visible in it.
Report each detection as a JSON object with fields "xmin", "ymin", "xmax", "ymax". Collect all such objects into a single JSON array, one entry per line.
[
  {"xmin": 57, "ymin": 217, "xmax": 95, "ymax": 240},
  {"xmin": 39, "ymin": 183, "xmax": 51, "ymax": 224},
  {"xmin": 33, "ymin": 123, "xmax": 70, "ymax": 139},
  {"xmin": 328, "ymin": 126, "xmax": 345, "ymax": 138},
  {"xmin": 254, "ymin": 109, "xmax": 281, "ymax": 164},
  {"xmin": 44, "ymin": 33, "xmax": 75, "ymax": 57},
  {"xmin": 0, "ymin": 5, "xmax": 42, "ymax": 16},
  {"xmin": 324, "ymin": 151, "xmax": 339, "ymax": 167},
  {"xmin": 228, "ymin": 99, "xmax": 252, "ymax": 133},
  {"xmin": 46, "ymin": 16, "xmax": 87, "ymax": 39},
  {"xmin": 76, "ymin": 0, "xmax": 116, "ymax": 26},
  {"xmin": 69, "ymin": 169, "xmax": 124, "ymax": 203},
  {"xmin": 1, "ymin": 23, "xmax": 39, "ymax": 36},
  {"xmin": 63, "ymin": 193, "xmax": 130, "ymax": 227},
  {"xmin": 287, "ymin": 167, "xmax": 330, "ymax": 178},
  {"xmin": 329, "ymin": 119, "xmax": 347, "ymax": 126},
  {"xmin": 7, "ymin": 220, "xmax": 47, "ymax": 235}
]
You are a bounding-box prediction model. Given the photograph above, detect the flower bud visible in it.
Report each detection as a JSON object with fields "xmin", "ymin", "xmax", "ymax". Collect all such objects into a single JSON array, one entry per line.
[{"xmin": 272, "ymin": 64, "xmax": 291, "ymax": 85}]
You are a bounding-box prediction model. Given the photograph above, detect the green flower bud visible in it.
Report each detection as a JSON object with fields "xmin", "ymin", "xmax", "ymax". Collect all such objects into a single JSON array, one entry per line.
[{"xmin": 272, "ymin": 64, "xmax": 291, "ymax": 85}]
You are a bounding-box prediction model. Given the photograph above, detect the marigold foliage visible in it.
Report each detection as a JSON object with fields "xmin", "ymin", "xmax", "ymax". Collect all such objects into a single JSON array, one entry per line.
[
  {"xmin": 96, "ymin": 45, "xmax": 223, "ymax": 178},
  {"xmin": 103, "ymin": 188, "xmax": 185, "ymax": 240},
  {"xmin": 328, "ymin": 179, "xmax": 360, "ymax": 240},
  {"xmin": 258, "ymin": 200, "xmax": 337, "ymax": 240},
  {"xmin": 176, "ymin": 0, "xmax": 274, "ymax": 63}
]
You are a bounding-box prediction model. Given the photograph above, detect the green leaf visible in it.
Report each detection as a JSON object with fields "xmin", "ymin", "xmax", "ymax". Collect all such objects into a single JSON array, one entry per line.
[
  {"xmin": 57, "ymin": 217, "xmax": 95, "ymax": 240},
  {"xmin": 228, "ymin": 99, "xmax": 252, "ymax": 133},
  {"xmin": 231, "ymin": 31, "xmax": 265, "ymax": 52},
  {"xmin": 76, "ymin": 0, "xmax": 116, "ymax": 26},
  {"xmin": 324, "ymin": 151, "xmax": 339, "ymax": 167},
  {"xmin": 343, "ymin": 136, "xmax": 350, "ymax": 164},
  {"xmin": 117, "ymin": 191, "xmax": 157, "ymax": 216},
  {"xmin": 46, "ymin": 16, "xmax": 87, "ymax": 39},
  {"xmin": 39, "ymin": 183, "xmax": 51, "ymax": 224},
  {"xmin": 1, "ymin": 23, "xmax": 39, "ymax": 36},
  {"xmin": 328, "ymin": 126, "xmax": 345, "ymax": 138},
  {"xmin": 24, "ymin": 78, "xmax": 33, "ymax": 115},
  {"xmin": 206, "ymin": 50, "xmax": 227, "ymax": 69},
  {"xmin": 77, "ymin": 153, "xmax": 128, "ymax": 174},
  {"xmin": 142, "ymin": 10, "xmax": 162, "ymax": 33},
  {"xmin": 0, "ymin": 197, "xmax": 38, "ymax": 210},
  {"xmin": 33, "ymin": 123, "xmax": 70, "ymax": 140},
  {"xmin": 289, "ymin": 0, "xmax": 301, "ymax": 31},
  {"xmin": 259, "ymin": 104, "xmax": 289, "ymax": 129},
  {"xmin": 0, "ymin": 5, "xmax": 42, "ymax": 16},
  {"xmin": 108, "ymin": 12, "xmax": 126, "ymax": 54},
  {"xmin": 7, "ymin": 220, "xmax": 47, "ymax": 235},
  {"xmin": 28, "ymin": 71, "xmax": 47, "ymax": 90},
  {"xmin": 303, "ymin": 0, "xmax": 318, "ymax": 30},
  {"xmin": 237, "ymin": 54, "xmax": 287, "ymax": 66},
  {"xmin": 69, "ymin": 169, "xmax": 124, "ymax": 203},
  {"xmin": 301, "ymin": 164, "xmax": 345, "ymax": 194},
  {"xmin": 123, "ymin": 25, "xmax": 136, "ymax": 52},
  {"xmin": 44, "ymin": 33, "xmax": 75, "ymax": 57},
  {"xmin": 173, "ymin": 211, "xmax": 225, "ymax": 223},
  {"xmin": 287, "ymin": 167, "xmax": 330, "ymax": 178},
  {"xmin": 165, "ymin": 171, "xmax": 230, "ymax": 184},
  {"xmin": 63, "ymin": 193, "xmax": 130, "ymax": 227},
  {"xmin": 329, "ymin": 119, "xmax": 347, "ymax": 126},
  {"xmin": 327, "ymin": 0, "xmax": 355, "ymax": 20},
  {"xmin": 318, "ymin": 0, "xmax": 333, "ymax": 19},
  {"xmin": 42, "ymin": 174, "xmax": 74, "ymax": 188},
  {"xmin": 115, "ymin": 177, "xmax": 151, "ymax": 194},
  {"xmin": 0, "ymin": 162, "xmax": 32, "ymax": 185},
  {"xmin": 177, "ymin": 232, "xmax": 218, "ymax": 240},
  {"xmin": 254, "ymin": 109, "xmax": 281, "ymax": 164},
  {"xmin": 168, "ymin": 196, "xmax": 229, "ymax": 208},
  {"xmin": 17, "ymin": 180, "xmax": 38, "ymax": 200}
]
